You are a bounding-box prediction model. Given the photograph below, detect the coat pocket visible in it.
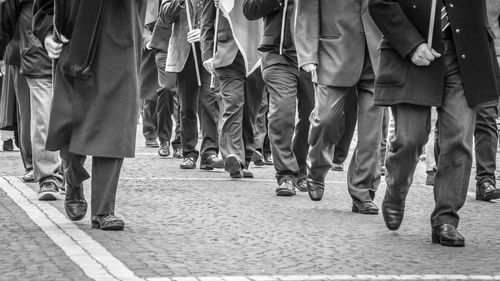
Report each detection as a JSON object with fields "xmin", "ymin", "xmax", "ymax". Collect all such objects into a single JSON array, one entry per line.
[{"xmin": 376, "ymin": 47, "xmax": 408, "ymax": 87}]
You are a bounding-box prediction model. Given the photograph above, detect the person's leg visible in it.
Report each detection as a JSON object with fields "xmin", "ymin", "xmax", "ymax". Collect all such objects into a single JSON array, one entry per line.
[
  {"xmin": 90, "ymin": 156, "xmax": 125, "ymax": 230},
  {"xmin": 142, "ymin": 98, "xmax": 159, "ymax": 147},
  {"xmin": 177, "ymin": 50, "xmax": 200, "ymax": 168},
  {"xmin": 10, "ymin": 66, "xmax": 33, "ymax": 177},
  {"xmin": 382, "ymin": 104, "xmax": 431, "ymax": 230},
  {"xmin": 380, "ymin": 107, "xmax": 389, "ymax": 169},
  {"xmin": 332, "ymin": 88, "xmax": 358, "ymax": 169},
  {"xmin": 155, "ymin": 52, "xmax": 177, "ymax": 156},
  {"xmin": 425, "ymin": 108, "xmax": 438, "ymax": 185},
  {"xmin": 294, "ymin": 70, "xmax": 315, "ymax": 182},
  {"xmin": 306, "ymin": 84, "xmax": 351, "ymax": 200},
  {"xmin": 197, "ymin": 45, "xmax": 221, "ymax": 166},
  {"xmin": 60, "ymin": 146, "xmax": 89, "ymax": 221},
  {"xmin": 474, "ymin": 99, "xmax": 499, "ymax": 200},
  {"xmin": 26, "ymin": 77, "xmax": 64, "ymax": 199},
  {"xmin": 263, "ymin": 64, "xmax": 300, "ymax": 194},
  {"xmin": 253, "ymin": 89, "xmax": 268, "ymax": 156},
  {"xmin": 172, "ymin": 92, "xmax": 183, "ymax": 157},
  {"xmin": 215, "ymin": 53, "xmax": 246, "ymax": 177}
]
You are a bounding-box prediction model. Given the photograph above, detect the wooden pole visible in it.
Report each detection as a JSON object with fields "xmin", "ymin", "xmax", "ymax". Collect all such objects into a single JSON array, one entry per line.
[
  {"xmin": 210, "ymin": 8, "xmax": 220, "ymax": 89},
  {"xmin": 428, "ymin": 0, "xmax": 437, "ymax": 49},
  {"xmin": 279, "ymin": 0, "xmax": 288, "ymax": 55},
  {"xmin": 185, "ymin": 1, "xmax": 202, "ymax": 86}
]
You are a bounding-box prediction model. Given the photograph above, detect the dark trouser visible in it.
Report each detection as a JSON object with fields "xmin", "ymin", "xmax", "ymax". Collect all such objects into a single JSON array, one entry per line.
[
  {"xmin": 474, "ymin": 100, "xmax": 498, "ymax": 186},
  {"xmin": 332, "ymin": 88, "xmax": 357, "ymax": 165},
  {"xmin": 177, "ymin": 44, "xmax": 220, "ymax": 159},
  {"xmin": 9, "ymin": 65, "xmax": 33, "ymax": 172},
  {"xmin": 307, "ymin": 56, "xmax": 383, "ymax": 202},
  {"xmin": 385, "ymin": 40, "xmax": 476, "ymax": 228},
  {"xmin": 142, "ymin": 99, "xmax": 158, "ymax": 141},
  {"xmin": 215, "ymin": 52, "xmax": 265, "ymax": 166},
  {"xmin": 60, "ymin": 146, "xmax": 123, "ymax": 217},
  {"xmin": 155, "ymin": 52, "xmax": 181, "ymax": 148},
  {"xmin": 262, "ymin": 63, "xmax": 314, "ymax": 182},
  {"xmin": 254, "ymin": 89, "xmax": 271, "ymax": 155},
  {"xmin": 380, "ymin": 107, "xmax": 390, "ymax": 167}
]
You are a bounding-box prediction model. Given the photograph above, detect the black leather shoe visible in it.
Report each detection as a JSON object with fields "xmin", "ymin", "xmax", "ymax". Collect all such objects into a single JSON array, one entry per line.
[
  {"xmin": 158, "ymin": 142, "xmax": 170, "ymax": 157},
  {"xmin": 65, "ymin": 184, "xmax": 87, "ymax": 221},
  {"xmin": 173, "ymin": 147, "xmax": 183, "ymax": 159},
  {"xmin": 2, "ymin": 139, "xmax": 13, "ymax": 151},
  {"xmin": 381, "ymin": 191, "xmax": 406, "ymax": 231},
  {"xmin": 91, "ymin": 214, "xmax": 124, "ymax": 231},
  {"xmin": 294, "ymin": 178, "xmax": 308, "ymax": 192},
  {"xmin": 180, "ymin": 156, "xmax": 197, "ymax": 169},
  {"xmin": 330, "ymin": 163, "xmax": 344, "ymax": 172},
  {"xmin": 476, "ymin": 181, "xmax": 500, "ymax": 201},
  {"xmin": 251, "ymin": 150, "xmax": 265, "ymax": 166},
  {"xmin": 307, "ymin": 180, "xmax": 325, "ymax": 201},
  {"xmin": 432, "ymin": 224, "xmax": 465, "ymax": 247},
  {"xmin": 200, "ymin": 154, "xmax": 224, "ymax": 170},
  {"xmin": 242, "ymin": 168, "xmax": 253, "ymax": 178},
  {"xmin": 225, "ymin": 154, "xmax": 243, "ymax": 178},
  {"xmin": 352, "ymin": 200, "xmax": 379, "ymax": 215},
  {"xmin": 145, "ymin": 139, "xmax": 159, "ymax": 148}
]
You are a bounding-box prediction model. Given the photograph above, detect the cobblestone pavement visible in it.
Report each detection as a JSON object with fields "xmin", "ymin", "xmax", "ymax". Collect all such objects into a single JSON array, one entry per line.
[{"xmin": 1, "ymin": 126, "xmax": 500, "ymax": 281}]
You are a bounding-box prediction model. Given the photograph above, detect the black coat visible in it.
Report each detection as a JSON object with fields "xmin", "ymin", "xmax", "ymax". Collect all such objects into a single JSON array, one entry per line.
[{"xmin": 369, "ymin": 0, "xmax": 500, "ymax": 107}]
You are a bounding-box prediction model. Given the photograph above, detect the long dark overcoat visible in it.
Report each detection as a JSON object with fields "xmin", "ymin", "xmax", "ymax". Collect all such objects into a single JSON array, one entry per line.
[
  {"xmin": 368, "ymin": 0, "xmax": 500, "ymax": 107},
  {"xmin": 33, "ymin": 0, "xmax": 146, "ymax": 158}
]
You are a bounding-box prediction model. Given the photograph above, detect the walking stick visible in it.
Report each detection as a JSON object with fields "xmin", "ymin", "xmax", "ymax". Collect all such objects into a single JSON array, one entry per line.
[
  {"xmin": 210, "ymin": 7, "xmax": 220, "ymax": 89},
  {"xmin": 428, "ymin": 0, "xmax": 437, "ymax": 49},
  {"xmin": 279, "ymin": 0, "xmax": 288, "ymax": 55},
  {"xmin": 185, "ymin": 1, "xmax": 202, "ymax": 86}
]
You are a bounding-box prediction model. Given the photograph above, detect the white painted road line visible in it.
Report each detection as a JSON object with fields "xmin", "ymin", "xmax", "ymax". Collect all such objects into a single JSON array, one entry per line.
[{"xmin": 0, "ymin": 176, "xmax": 144, "ymax": 281}]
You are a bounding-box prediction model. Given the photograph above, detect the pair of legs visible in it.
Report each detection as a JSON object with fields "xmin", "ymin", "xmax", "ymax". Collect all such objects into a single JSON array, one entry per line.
[
  {"xmin": 262, "ymin": 63, "xmax": 314, "ymax": 195},
  {"xmin": 176, "ymin": 45, "xmax": 220, "ymax": 167},
  {"xmin": 383, "ymin": 40, "xmax": 476, "ymax": 246},
  {"xmin": 215, "ymin": 52, "xmax": 265, "ymax": 177},
  {"xmin": 307, "ymin": 56, "xmax": 383, "ymax": 213},
  {"xmin": 26, "ymin": 77, "xmax": 64, "ymax": 198},
  {"xmin": 60, "ymin": 145, "xmax": 124, "ymax": 230}
]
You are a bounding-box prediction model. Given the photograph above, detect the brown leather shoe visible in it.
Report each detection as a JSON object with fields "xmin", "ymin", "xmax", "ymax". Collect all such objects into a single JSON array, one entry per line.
[
  {"xmin": 432, "ymin": 224, "xmax": 465, "ymax": 247},
  {"xmin": 381, "ymin": 191, "xmax": 406, "ymax": 231},
  {"xmin": 225, "ymin": 155, "xmax": 243, "ymax": 178},
  {"xmin": 91, "ymin": 214, "xmax": 125, "ymax": 231},
  {"xmin": 476, "ymin": 181, "xmax": 500, "ymax": 201},
  {"xmin": 307, "ymin": 180, "xmax": 325, "ymax": 201}
]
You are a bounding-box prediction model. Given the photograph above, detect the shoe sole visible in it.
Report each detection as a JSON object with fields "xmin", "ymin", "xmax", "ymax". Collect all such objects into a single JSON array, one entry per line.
[
  {"xmin": 38, "ymin": 191, "xmax": 59, "ymax": 201},
  {"xmin": 431, "ymin": 233, "xmax": 465, "ymax": 247},
  {"xmin": 200, "ymin": 164, "xmax": 214, "ymax": 170},
  {"xmin": 330, "ymin": 168, "xmax": 343, "ymax": 172},
  {"xmin": 91, "ymin": 221, "xmax": 125, "ymax": 231},
  {"xmin": 352, "ymin": 206, "xmax": 379, "ymax": 215},
  {"xmin": 243, "ymin": 173, "xmax": 254, "ymax": 178},
  {"xmin": 476, "ymin": 192, "xmax": 500, "ymax": 201},
  {"xmin": 276, "ymin": 188, "xmax": 296, "ymax": 196}
]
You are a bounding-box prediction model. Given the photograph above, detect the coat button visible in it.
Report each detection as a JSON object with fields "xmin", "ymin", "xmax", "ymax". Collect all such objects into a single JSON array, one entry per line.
[
  {"xmin": 461, "ymin": 54, "xmax": 466, "ymax": 59},
  {"xmin": 449, "ymin": 3, "xmax": 454, "ymax": 7},
  {"xmin": 412, "ymin": 5, "xmax": 417, "ymax": 8},
  {"xmin": 455, "ymin": 28, "xmax": 460, "ymax": 33}
]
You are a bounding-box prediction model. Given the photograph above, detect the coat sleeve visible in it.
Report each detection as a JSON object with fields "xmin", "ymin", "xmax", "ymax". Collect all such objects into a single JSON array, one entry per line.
[
  {"xmin": 150, "ymin": 15, "xmax": 172, "ymax": 51},
  {"xmin": 368, "ymin": 0, "xmax": 425, "ymax": 58},
  {"xmin": 242, "ymin": 0, "xmax": 282, "ymax": 21},
  {"xmin": 294, "ymin": 0, "xmax": 319, "ymax": 70},
  {"xmin": 159, "ymin": 0, "xmax": 184, "ymax": 25},
  {"xmin": 0, "ymin": 0, "xmax": 19, "ymax": 59},
  {"xmin": 200, "ymin": 0, "xmax": 215, "ymax": 62},
  {"xmin": 33, "ymin": 0, "xmax": 54, "ymax": 47}
]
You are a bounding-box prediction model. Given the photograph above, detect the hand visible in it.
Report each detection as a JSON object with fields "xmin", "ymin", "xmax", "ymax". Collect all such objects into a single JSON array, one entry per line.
[
  {"xmin": 187, "ymin": 29, "xmax": 201, "ymax": 44},
  {"xmin": 411, "ymin": 43, "xmax": 441, "ymax": 66},
  {"xmin": 214, "ymin": 0, "xmax": 219, "ymax": 8},
  {"xmin": 145, "ymin": 40, "xmax": 153, "ymax": 51},
  {"xmin": 302, "ymin": 63, "xmax": 317, "ymax": 73},
  {"xmin": 203, "ymin": 58, "xmax": 216, "ymax": 76},
  {"xmin": 44, "ymin": 32, "xmax": 69, "ymax": 59}
]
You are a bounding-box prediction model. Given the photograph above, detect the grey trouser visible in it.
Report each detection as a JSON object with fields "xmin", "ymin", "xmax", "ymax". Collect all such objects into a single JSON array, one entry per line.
[
  {"xmin": 307, "ymin": 56, "xmax": 383, "ymax": 203},
  {"xmin": 215, "ymin": 52, "xmax": 265, "ymax": 166},
  {"xmin": 60, "ymin": 146, "xmax": 123, "ymax": 217},
  {"xmin": 474, "ymin": 100, "xmax": 498, "ymax": 186},
  {"xmin": 333, "ymin": 88, "xmax": 357, "ymax": 165},
  {"xmin": 254, "ymin": 90, "xmax": 271, "ymax": 155},
  {"xmin": 262, "ymin": 63, "xmax": 314, "ymax": 182},
  {"xmin": 386, "ymin": 39, "xmax": 476, "ymax": 227},
  {"xmin": 26, "ymin": 77, "xmax": 63, "ymax": 186}
]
